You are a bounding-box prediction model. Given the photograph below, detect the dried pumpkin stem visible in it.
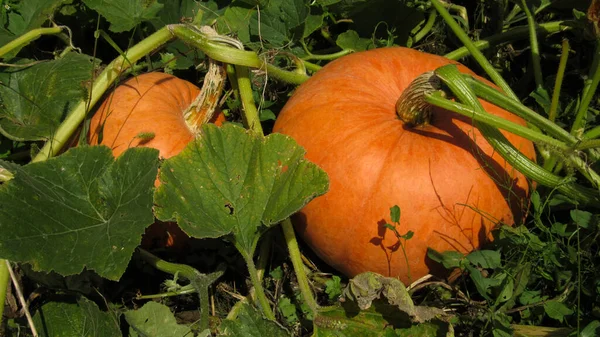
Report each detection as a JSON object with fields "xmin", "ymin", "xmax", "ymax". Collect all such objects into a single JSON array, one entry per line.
[
  {"xmin": 395, "ymin": 71, "xmax": 442, "ymax": 126},
  {"xmin": 183, "ymin": 58, "xmax": 227, "ymax": 133}
]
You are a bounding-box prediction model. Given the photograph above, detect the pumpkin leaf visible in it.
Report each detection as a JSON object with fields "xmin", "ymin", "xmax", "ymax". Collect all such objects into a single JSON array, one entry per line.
[
  {"xmin": 218, "ymin": 302, "xmax": 289, "ymax": 336},
  {"xmin": 81, "ymin": 0, "xmax": 163, "ymax": 33},
  {"xmin": 154, "ymin": 123, "xmax": 329, "ymax": 258},
  {"xmin": 33, "ymin": 296, "xmax": 122, "ymax": 337},
  {"xmin": 427, "ymin": 249, "xmax": 464, "ymax": 269},
  {"xmin": 124, "ymin": 302, "xmax": 191, "ymax": 337},
  {"xmin": 543, "ymin": 300, "xmax": 574, "ymax": 323},
  {"xmin": 466, "ymin": 250, "xmax": 501, "ymax": 269},
  {"xmin": 570, "ymin": 209, "xmax": 594, "ymax": 229},
  {"xmin": 336, "ymin": 30, "xmax": 373, "ymax": 51},
  {"xmin": 342, "ymin": 272, "xmax": 446, "ymax": 324},
  {"xmin": 0, "ymin": 146, "xmax": 159, "ymax": 280},
  {"xmin": 0, "ymin": 52, "xmax": 95, "ymax": 141}
]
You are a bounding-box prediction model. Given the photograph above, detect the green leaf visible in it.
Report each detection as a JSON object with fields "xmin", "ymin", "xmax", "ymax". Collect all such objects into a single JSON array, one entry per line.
[
  {"xmin": 0, "ymin": 0, "xmax": 65, "ymax": 58},
  {"xmin": 389, "ymin": 205, "xmax": 400, "ymax": 223},
  {"xmin": 466, "ymin": 250, "xmax": 501, "ymax": 269},
  {"xmin": 82, "ymin": 0, "xmax": 163, "ymax": 33},
  {"xmin": 218, "ymin": 302, "xmax": 289, "ymax": 336},
  {"xmin": 0, "ymin": 53, "xmax": 95, "ymax": 141},
  {"xmin": 529, "ymin": 87, "xmax": 552, "ymax": 115},
  {"xmin": 336, "ymin": 30, "xmax": 372, "ymax": 51},
  {"xmin": 325, "ymin": 275, "xmax": 343, "ymax": 300},
  {"xmin": 0, "ymin": 146, "xmax": 159, "ymax": 280},
  {"xmin": 426, "ymin": 249, "xmax": 464, "ymax": 269},
  {"xmin": 33, "ymin": 297, "xmax": 121, "ymax": 337},
  {"xmin": 302, "ymin": 8, "xmax": 325, "ymax": 38},
  {"xmin": 570, "ymin": 209, "xmax": 593, "ymax": 229},
  {"xmin": 154, "ymin": 123, "xmax": 329, "ymax": 257},
  {"xmin": 248, "ymin": 0, "xmax": 308, "ymax": 46},
  {"xmin": 278, "ymin": 297, "xmax": 299, "ymax": 324},
  {"xmin": 543, "ymin": 300, "xmax": 573, "ymax": 323},
  {"xmin": 519, "ymin": 290, "xmax": 542, "ymax": 305},
  {"xmin": 314, "ymin": 304, "xmax": 449, "ymax": 337},
  {"xmin": 580, "ymin": 321, "xmax": 600, "ymax": 337},
  {"xmin": 465, "ymin": 263, "xmax": 501, "ymax": 301},
  {"xmin": 249, "ymin": 9, "xmax": 289, "ymax": 46},
  {"xmin": 125, "ymin": 302, "xmax": 191, "ymax": 337},
  {"xmin": 216, "ymin": 4, "xmax": 253, "ymax": 44}
]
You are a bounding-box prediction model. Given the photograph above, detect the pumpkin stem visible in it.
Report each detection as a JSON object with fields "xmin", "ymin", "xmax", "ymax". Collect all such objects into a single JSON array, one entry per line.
[
  {"xmin": 183, "ymin": 57, "xmax": 227, "ymax": 133},
  {"xmin": 395, "ymin": 71, "xmax": 443, "ymax": 127}
]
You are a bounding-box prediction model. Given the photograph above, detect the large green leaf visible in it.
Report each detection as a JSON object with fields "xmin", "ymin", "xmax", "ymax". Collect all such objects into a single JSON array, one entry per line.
[
  {"xmin": 125, "ymin": 302, "xmax": 192, "ymax": 337},
  {"xmin": 0, "ymin": 146, "xmax": 159, "ymax": 280},
  {"xmin": 0, "ymin": 52, "xmax": 95, "ymax": 141},
  {"xmin": 154, "ymin": 123, "xmax": 329, "ymax": 256},
  {"xmin": 33, "ymin": 296, "xmax": 122, "ymax": 337},
  {"xmin": 82, "ymin": 0, "xmax": 163, "ymax": 33}
]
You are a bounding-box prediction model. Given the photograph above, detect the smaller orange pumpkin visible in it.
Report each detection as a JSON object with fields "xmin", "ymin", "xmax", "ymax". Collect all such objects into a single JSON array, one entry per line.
[{"xmin": 89, "ymin": 72, "xmax": 225, "ymax": 251}]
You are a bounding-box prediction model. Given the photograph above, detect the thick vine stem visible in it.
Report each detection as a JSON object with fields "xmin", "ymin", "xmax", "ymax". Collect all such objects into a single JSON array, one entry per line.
[
  {"xmin": 32, "ymin": 27, "xmax": 175, "ymax": 163},
  {"xmin": 169, "ymin": 24, "xmax": 309, "ymax": 85},
  {"xmin": 444, "ymin": 21, "xmax": 572, "ymax": 61},
  {"xmin": 237, "ymin": 247, "xmax": 276, "ymax": 320},
  {"xmin": 0, "ymin": 26, "xmax": 64, "ymax": 58},
  {"xmin": 184, "ymin": 58, "xmax": 227, "ymax": 133},
  {"xmin": 0, "ymin": 260, "xmax": 8, "ymax": 322},
  {"xmin": 429, "ymin": 65, "xmax": 600, "ymax": 206},
  {"xmin": 282, "ymin": 218, "xmax": 318, "ymax": 314}
]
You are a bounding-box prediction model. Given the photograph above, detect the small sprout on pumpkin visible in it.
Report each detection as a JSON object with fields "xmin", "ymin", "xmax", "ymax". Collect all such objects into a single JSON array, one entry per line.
[{"xmin": 135, "ymin": 132, "xmax": 155, "ymax": 144}]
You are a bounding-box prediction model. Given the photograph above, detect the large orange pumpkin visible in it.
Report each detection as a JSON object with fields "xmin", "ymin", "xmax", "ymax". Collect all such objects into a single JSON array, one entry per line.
[
  {"xmin": 273, "ymin": 47, "xmax": 536, "ymax": 283},
  {"xmin": 89, "ymin": 72, "xmax": 225, "ymax": 250}
]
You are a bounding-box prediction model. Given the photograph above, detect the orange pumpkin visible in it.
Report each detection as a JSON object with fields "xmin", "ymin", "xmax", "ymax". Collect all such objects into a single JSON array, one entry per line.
[
  {"xmin": 89, "ymin": 72, "xmax": 225, "ymax": 250},
  {"xmin": 273, "ymin": 47, "xmax": 535, "ymax": 283}
]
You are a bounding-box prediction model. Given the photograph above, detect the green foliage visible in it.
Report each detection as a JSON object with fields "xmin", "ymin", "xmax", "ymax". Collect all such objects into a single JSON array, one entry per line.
[
  {"xmin": 219, "ymin": 303, "xmax": 289, "ymax": 336},
  {"xmin": 0, "ymin": 53, "xmax": 95, "ymax": 140},
  {"xmin": 33, "ymin": 296, "xmax": 122, "ymax": 337},
  {"xmin": 1, "ymin": 0, "xmax": 600, "ymax": 336},
  {"xmin": 154, "ymin": 123, "xmax": 329, "ymax": 257},
  {"xmin": 325, "ymin": 275, "xmax": 343, "ymax": 301},
  {"xmin": 81, "ymin": 0, "xmax": 163, "ymax": 33},
  {"xmin": 0, "ymin": 0, "xmax": 65, "ymax": 57},
  {"xmin": 0, "ymin": 146, "xmax": 159, "ymax": 280},
  {"xmin": 125, "ymin": 302, "xmax": 192, "ymax": 337}
]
